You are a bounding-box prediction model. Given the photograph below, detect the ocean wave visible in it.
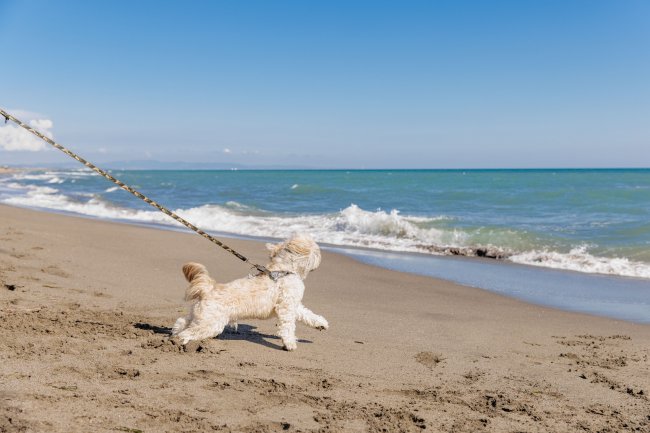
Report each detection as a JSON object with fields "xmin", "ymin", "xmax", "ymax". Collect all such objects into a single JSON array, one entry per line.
[
  {"xmin": 2, "ymin": 181, "xmax": 650, "ymax": 279},
  {"xmin": 7, "ymin": 170, "xmax": 96, "ymax": 185},
  {"xmin": 46, "ymin": 177, "xmax": 65, "ymax": 184},
  {"xmin": 510, "ymin": 246, "xmax": 650, "ymax": 279},
  {"xmin": 336, "ymin": 205, "xmax": 439, "ymax": 239},
  {"xmin": 52, "ymin": 169, "xmax": 99, "ymax": 177},
  {"xmin": 12, "ymin": 173, "xmax": 59, "ymax": 181},
  {"xmin": 3, "ymin": 186, "xmax": 162, "ymax": 222},
  {"xmin": 224, "ymin": 201, "xmax": 256, "ymax": 211}
]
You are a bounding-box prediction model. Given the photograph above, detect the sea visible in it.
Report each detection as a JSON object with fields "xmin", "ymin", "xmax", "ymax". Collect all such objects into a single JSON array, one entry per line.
[{"xmin": 1, "ymin": 168, "xmax": 649, "ymax": 322}]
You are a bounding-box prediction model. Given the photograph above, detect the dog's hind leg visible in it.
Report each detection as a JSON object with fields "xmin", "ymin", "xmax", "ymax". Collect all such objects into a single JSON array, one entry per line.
[
  {"xmin": 171, "ymin": 316, "xmax": 189, "ymax": 336},
  {"xmin": 176, "ymin": 302, "xmax": 229, "ymax": 344},
  {"xmin": 296, "ymin": 303, "xmax": 328, "ymax": 330},
  {"xmin": 176, "ymin": 317, "xmax": 228, "ymax": 344}
]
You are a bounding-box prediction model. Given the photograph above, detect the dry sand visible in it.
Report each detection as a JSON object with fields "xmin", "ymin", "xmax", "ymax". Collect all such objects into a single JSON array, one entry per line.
[{"xmin": 1, "ymin": 204, "xmax": 649, "ymax": 432}]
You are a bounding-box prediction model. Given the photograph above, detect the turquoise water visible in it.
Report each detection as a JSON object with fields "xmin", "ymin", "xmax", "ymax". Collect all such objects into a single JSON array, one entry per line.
[{"xmin": 2, "ymin": 168, "xmax": 650, "ymax": 278}]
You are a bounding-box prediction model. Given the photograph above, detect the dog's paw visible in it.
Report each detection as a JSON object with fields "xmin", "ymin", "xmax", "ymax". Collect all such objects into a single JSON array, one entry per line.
[
  {"xmin": 282, "ymin": 341, "xmax": 298, "ymax": 351},
  {"xmin": 171, "ymin": 317, "xmax": 188, "ymax": 336},
  {"xmin": 227, "ymin": 321, "xmax": 239, "ymax": 333},
  {"xmin": 175, "ymin": 330, "xmax": 194, "ymax": 345},
  {"xmin": 316, "ymin": 319, "xmax": 329, "ymax": 331}
]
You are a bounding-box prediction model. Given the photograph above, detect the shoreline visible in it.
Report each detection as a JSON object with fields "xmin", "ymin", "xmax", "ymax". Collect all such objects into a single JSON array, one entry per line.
[
  {"xmin": 4, "ymin": 202, "xmax": 650, "ymax": 324},
  {"xmin": 334, "ymin": 247, "xmax": 650, "ymax": 324},
  {"xmin": 1, "ymin": 203, "xmax": 649, "ymax": 432}
]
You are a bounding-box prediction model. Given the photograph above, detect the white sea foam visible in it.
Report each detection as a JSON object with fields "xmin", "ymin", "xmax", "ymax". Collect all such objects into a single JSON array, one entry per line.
[
  {"xmin": 12, "ymin": 173, "xmax": 60, "ymax": 181},
  {"xmin": 105, "ymin": 186, "xmax": 119, "ymax": 193},
  {"xmin": 224, "ymin": 201, "xmax": 253, "ymax": 210},
  {"xmin": 3, "ymin": 187, "xmax": 165, "ymax": 222},
  {"xmin": 3, "ymin": 181, "xmax": 650, "ymax": 279},
  {"xmin": 337, "ymin": 205, "xmax": 419, "ymax": 237},
  {"xmin": 55, "ymin": 169, "xmax": 99, "ymax": 177},
  {"xmin": 5, "ymin": 182, "xmax": 29, "ymax": 190},
  {"xmin": 0, "ymin": 187, "xmax": 449, "ymax": 252},
  {"xmin": 510, "ymin": 246, "xmax": 650, "ymax": 279}
]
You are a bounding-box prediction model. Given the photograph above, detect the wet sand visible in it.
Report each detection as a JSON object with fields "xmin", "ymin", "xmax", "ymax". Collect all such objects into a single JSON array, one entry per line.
[{"xmin": 1, "ymin": 204, "xmax": 649, "ymax": 432}]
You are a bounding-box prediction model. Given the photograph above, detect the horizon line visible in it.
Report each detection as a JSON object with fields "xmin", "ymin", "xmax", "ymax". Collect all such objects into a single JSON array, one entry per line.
[{"xmin": 2, "ymin": 163, "xmax": 649, "ymax": 172}]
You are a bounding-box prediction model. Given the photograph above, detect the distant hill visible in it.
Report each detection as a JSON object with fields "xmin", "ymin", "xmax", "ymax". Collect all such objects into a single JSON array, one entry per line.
[
  {"xmin": 3, "ymin": 160, "xmax": 314, "ymax": 170},
  {"xmin": 101, "ymin": 160, "xmax": 247, "ymax": 170}
]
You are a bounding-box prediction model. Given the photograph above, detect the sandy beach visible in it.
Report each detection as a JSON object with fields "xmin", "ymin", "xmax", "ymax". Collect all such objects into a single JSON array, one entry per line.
[{"xmin": 1, "ymin": 204, "xmax": 648, "ymax": 432}]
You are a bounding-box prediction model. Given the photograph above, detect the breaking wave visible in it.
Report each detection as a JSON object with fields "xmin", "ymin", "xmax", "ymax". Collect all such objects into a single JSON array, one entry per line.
[{"xmin": 510, "ymin": 247, "xmax": 650, "ymax": 279}]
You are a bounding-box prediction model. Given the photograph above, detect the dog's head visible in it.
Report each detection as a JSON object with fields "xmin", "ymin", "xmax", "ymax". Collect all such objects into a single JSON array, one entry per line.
[{"xmin": 266, "ymin": 233, "xmax": 321, "ymax": 279}]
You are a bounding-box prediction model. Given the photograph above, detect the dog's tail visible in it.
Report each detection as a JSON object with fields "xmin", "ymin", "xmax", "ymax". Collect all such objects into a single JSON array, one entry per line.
[{"xmin": 182, "ymin": 262, "xmax": 213, "ymax": 301}]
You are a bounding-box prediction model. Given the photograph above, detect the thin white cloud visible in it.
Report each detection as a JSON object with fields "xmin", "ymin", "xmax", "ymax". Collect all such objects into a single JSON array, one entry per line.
[
  {"xmin": 6, "ymin": 109, "xmax": 46, "ymax": 120},
  {"xmin": 0, "ymin": 109, "xmax": 53, "ymax": 152},
  {"xmin": 222, "ymin": 148, "xmax": 232, "ymax": 154}
]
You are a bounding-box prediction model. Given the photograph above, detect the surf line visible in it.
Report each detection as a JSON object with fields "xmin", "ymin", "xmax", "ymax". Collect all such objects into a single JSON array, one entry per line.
[{"xmin": 0, "ymin": 108, "xmax": 280, "ymax": 280}]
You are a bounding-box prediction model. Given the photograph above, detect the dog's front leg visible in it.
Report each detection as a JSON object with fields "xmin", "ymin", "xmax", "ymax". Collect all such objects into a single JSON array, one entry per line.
[
  {"xmin": 275, "ymin": 303, "xmax": 298, "ymax": 351},
  {"xmin": 296, "ymin": 303, "xmax": 328, "ymax": 330}
]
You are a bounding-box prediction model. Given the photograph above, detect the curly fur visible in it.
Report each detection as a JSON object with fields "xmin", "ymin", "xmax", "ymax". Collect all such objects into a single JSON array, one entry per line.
[{"xmin": 171, "ymin": 233, "xmax": 328, "ymax": 351}]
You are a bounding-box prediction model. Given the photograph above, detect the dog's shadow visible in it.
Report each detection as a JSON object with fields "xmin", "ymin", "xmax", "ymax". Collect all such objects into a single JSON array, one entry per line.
[{"xmin": 134, "ymin": 322, "xmax": 312, "ymax": 351}]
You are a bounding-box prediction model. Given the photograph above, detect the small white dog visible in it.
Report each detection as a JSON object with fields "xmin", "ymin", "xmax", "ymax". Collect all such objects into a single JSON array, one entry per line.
[{"xmin": 171, "ymin": 233, "xmax": 328, "ymax": 351}]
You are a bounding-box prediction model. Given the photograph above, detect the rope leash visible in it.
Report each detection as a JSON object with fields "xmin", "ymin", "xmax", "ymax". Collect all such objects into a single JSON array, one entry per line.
[{"xmin": 0, "ymin": 108, "xmax": 275, "ymax": 279}]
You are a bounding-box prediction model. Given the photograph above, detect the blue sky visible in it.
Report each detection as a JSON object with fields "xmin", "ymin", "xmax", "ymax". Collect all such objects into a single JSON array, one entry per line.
[{"xmin": 1, "ymin": 0, "xmax": 649, "ymax": 168}]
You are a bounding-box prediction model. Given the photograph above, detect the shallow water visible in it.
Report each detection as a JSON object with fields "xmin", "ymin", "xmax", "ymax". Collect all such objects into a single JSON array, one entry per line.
[{"xmin": 332, "ymin": 247, "xmax": 650, "ymax": 323}]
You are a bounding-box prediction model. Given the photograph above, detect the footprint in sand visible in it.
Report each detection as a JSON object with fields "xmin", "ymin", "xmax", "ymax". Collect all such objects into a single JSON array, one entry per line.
[
  {"xmin": 41, "ymin": 266, "xmax": 71, "ymax": 278},
  {"xmin": 415, "ymin": 351, "xmax": 445, "ymax": 369}
]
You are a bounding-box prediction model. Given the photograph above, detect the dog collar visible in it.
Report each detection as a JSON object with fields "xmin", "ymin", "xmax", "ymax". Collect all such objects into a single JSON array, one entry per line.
[
  {"xmin": 269, "ymin": 271, "xmax": 294, "ymax": 281},
  {"xmin": 250, "ymin": 269, "xmax": 295, "ymax": 281}
]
